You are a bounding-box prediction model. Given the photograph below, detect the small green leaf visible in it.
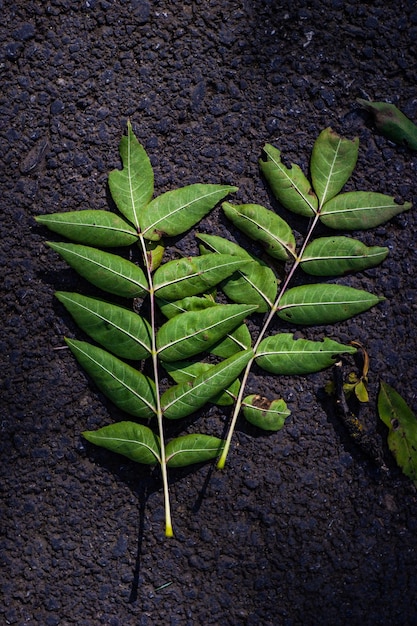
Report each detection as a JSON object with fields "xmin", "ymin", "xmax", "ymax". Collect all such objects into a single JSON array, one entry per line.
[
  {"xmin": 222, "ymin": 202, "xmax": 296, "ymax": 261},
  {"xmin": 256, "ymin": 333, "xmax": 357, "ymax": 374},
  {"xmin": 145, "ymin": 239, "xmax": 165, "ymax": 271},
  {"xmin": 278, "ymin": 284, "xmax": 383, "ymax": 325},
  {"xmin": 153, "ymin": 254, "xmax": 251, "ymax": 301},
  {"xmin": 156, "ymin": 304, "xmax": 257, "ymax": 362},
  {"xmin": 36, "ymin": 210, "xmax": 139, "ymax": 247},
  {"xmin": 47, "ymin": 242, "xmax": 148, "ymax": 298},
  {"xmin": 66, "ymin": 338, "xmax": 156, "ymax": 418},
  {"xmin": 141, "ymin": 184, "xmax": 237, "ymax": 241},
  {"xmin": 300, "ymin": 236, "xmax": 389, "ymax": 276},
  {"xmin": 197, "ymin": 234, "xmax": 277, "ymax": 312},
  {"xmin": 108, "ymin": 120, "xmax": 154, "ymax": 230},
  {"xmin": 55, "ymin": 292, "xmax": 152, "ymax": 360},
  {"xmin": 243, "ymin": 394, "xmax": 290, "ymax": 431},
  {"xmin": 320, "ymin": 192, "xmax": 412, "ymax": 230},
  {"xmin": 378, "ymin": 382, "xmax": 417, "ymax": 485},
  {"xmin": 165, "ymin": 434, "xmax": 225, "ymax": 468},
  {"xmin": 259, "ymin": 143, "xmax": 318, "ymax": 216},
  {"xmin": 83, "ymin": 421, "xmax": 161, "ymax": 465},
  {"xmin": 310, "ymin": 128, "xmax": 359, "ymax": 206},
  {"xmin": 161, "ymin": 349, "xmax": 253, "ymax": 419}
]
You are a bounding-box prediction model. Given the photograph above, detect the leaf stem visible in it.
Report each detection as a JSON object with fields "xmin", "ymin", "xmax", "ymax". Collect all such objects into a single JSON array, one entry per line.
[
  {"xmin": 139, "ymin": 236, "xmax": 173, "ymax": 537},
  {"xmin": 217, "ymin": 211, "xmax": 321, "ymax": 469}
]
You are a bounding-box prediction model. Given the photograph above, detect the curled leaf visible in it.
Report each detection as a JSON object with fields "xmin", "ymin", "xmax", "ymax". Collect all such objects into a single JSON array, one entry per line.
[
  {"xmin": 66, "ymin": 338, "xmax": 157, "ymax": 418},
  {"xmin": 256, "ymin": 333, "xmax": 356, "ymax": 375},
  {"xmin": 47, "ymin": 242, "xmax": 148, "ymax": 298},
  {"xmin": 277, "ymin": 284, "xmax": 383, "ymax": 325},
  {"xmin": 36, "ymin": 210, "xmax": 139, "ymax": 247},
  {"xmin": 357, "ymin": 99, "xmax": 417, "ymax": 151},
  {"xmin": 165, "ymin": 434, "xmax": 225, "ymax": 468},
  {"xmin": 83, "ymin": 421, "xmax": 161, "ymax": 465},
  {"xmin": 378, "ymin": 382, "xmax": 417, "ymax": 485},
  {"xmin": 259, "ymin": 143, "xmax": 318, "ymax": 216},
  {"xmin": 243, "ymin": 395, "xmax": 290, "ymax": 431},
  {"xmin": 300, "ymin": 236, "xmax": 388, "ymax": 276}
]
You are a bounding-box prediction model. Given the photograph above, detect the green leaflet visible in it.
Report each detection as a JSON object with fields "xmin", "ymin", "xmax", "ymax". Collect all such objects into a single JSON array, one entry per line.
[
  {"xmin": 166, "ymin": 434, "xmax": 225, "ymax": 468},
  {"xmin": 66, "ymin": 338, "xmax": 156, "ymax": 418},
  {"xmin": 310, "ymin": 128, "xmax": 359, "ymax": 206},
  {"xmin": 222, "ymin": 202, "xmax": 296, "ymax": 261},
  {"xmin": 300, "ymin": 236, "xmax": 389, "ymax": 276},
  {"xmin": 157, "ymin": 295, "xmax": 252, "ymax": 358},
  {"xmin": 55, "ymin": 292, "xmax": 152, "ymax": 360},
  {"xmin": 259, "ymin": 143, "xmax": 318, "ymax": 216},
  {"xmin": 256, "ymin": 333, "xmax": 357, "ymax": 375},
  {"xmin": 153, "ymin": 254, "xmax": 252, "ymax": 301},
  {"xmin": 163, "ymin": 360, "xmax": 240, "ymax": 406},
  {"xmin": 35, "ymin": 210, "xmax": 139, "ymax": 247},
  {"xmin": 83, "ymin": 421, "xmax": 161, "ymax": 465},
  {"xmin": 140, "ymin": 184, "xmax": 238, "ymax": 241},
  {"xmin": 242, "ymin": 395, "xmax": 290, "ymax": 431},
  {"xmin": 320, "ymin": 191, "xmax": 412, "ymax": 230},
  {"xmin": 108, "ymin": 120, "xmax": 154, "ymax": 230},
  {"xmin": 277, "ymin": 284, "xmax": 383, "ymax": 325},
  {"xmin": 145, "ymin": 240, "xmax": 165, "ymax": 271},
  {"xmin": 156, "ymin": 303, "xmax": 257, "ymax": 362},
  {"xmin": 197, "ymin": 233, "xmax": 278, "ymax": 312},
  {"xmin": 378, "ymin": 382, "xmax": 417, "ymax": 486},
  {"xmin": 161, "ymin": 349, "xmax": 253, "ymax": 419},
  {"xmin": 357, "ymin": 99, "xmax": 417, "ymax": 151},
  {"xmin": 47, "ymin": 242, "xmax": 148, "ymax": 298}
]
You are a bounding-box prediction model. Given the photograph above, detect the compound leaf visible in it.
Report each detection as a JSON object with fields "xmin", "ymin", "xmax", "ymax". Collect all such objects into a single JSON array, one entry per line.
[
  {"xmin": 56, "ymin": 292, "xmax": 151, "ymax": 360},
  {"xmin": 161, "ymin": 349, "xmax": 252, "ymax": 419},
  {"xmin": 256, "ymin": 333, "xmax": 357, "ymax": 375},
  {"xmin": 83, "ymin": 421, "xmax": 161, "ymax": 465},
  {"xmin": 259, "ymin": 143, "xmax": 318, "ymax": 216},
  {"xmin": 156, "ymin": 304, "xmax": 257, "ymax": 362},
  {"xmin": 277, "ymin": 284, "xmax": 383, "ymax": 325},
  {"xmin": 378, "ymin": 382, "xmax": 417, "ymax": 486},
  {"xmin": 47, "ymin": 242, "xmax": 148, "ymax": 298},
  {"xmin": 165, "ymin": 434, "xmax": 225, "ymax": 468},
  {"xmin": 140, "ymin": 184, "xmax": 237, "ymax": 241},
  {"xmin": 300, "ymin": 236, "xmax": 389, "ymax": 276},
  {"xmin": 243, "ymin": 395, "xmax": 290, "ymax": 431},
  {"xmin": 222, "ymin": 202, "xmax": 296, "ymax": 261},
  {"xmin": 320, "ymin": 191, "xmax": 412, "ymax": 230},
  {"xmin": 108, "ymin": 120, "xmax": 154, "ymax": 230},
  {"xmin": 153, "ymin": 254, "xmax": 252, "ymax": 301},
  {"xmin": 310, "ymin": 128, "xmax": 359, "ymax": 206},
  {"xmin": 66, "ymin": 338, "xmax": 156, "ymax": 418},
  {"xmin": 36, "ymin": 210, "xmax": 138, "ymax": 247}
]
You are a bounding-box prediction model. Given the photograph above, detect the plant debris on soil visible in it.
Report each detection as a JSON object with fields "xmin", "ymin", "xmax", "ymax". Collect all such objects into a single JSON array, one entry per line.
[{"xmin": 1, "ymin": 1, "xmax": 417, "ymax": 625}]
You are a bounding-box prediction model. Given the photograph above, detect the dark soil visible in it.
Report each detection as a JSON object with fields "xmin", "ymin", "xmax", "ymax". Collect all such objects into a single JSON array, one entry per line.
[{"xmin": 2, "ymin": 1, "xmax": 417, "ymax": 625}]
